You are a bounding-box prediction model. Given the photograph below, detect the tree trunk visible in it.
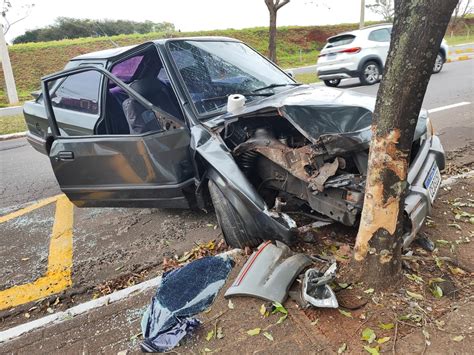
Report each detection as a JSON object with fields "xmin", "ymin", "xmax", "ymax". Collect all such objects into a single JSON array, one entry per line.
[
  {"xmin": 268, "ymin": 9, "xmax": 277, "ymax": 62},
  {"xmin": 353, "ymin": 0, "xmax": 458, "ymax": 289}
]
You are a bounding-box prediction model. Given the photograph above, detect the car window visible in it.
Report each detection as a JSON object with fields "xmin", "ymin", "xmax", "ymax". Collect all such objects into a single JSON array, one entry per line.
[
  {"xmin": 168, "ymin": 40, "xmax": 294, "ymax": 116},
  {"xmin": 50, "ymin": 70, "xmax": 101, "ymax": 114},
  {"xmin": 111, "ymin": 55, "xmax": 144, "ymax": 83},
  {"xmin": 326, "ymin": 34, "xmax": 356, "ymax": 48},
  {"xmin": 368, "ymin": 29, "xmax": 391, "ymax": 42}
]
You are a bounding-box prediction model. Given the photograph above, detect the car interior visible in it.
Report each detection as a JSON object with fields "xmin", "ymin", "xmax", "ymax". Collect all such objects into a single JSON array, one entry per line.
[{"xmin": 97, "ymin": 46, "xmax": 183, "ymax": 135}]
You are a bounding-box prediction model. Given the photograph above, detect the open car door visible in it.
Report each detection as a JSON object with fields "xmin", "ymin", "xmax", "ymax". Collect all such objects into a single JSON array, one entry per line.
[{"xmin": 42, "ymin": 66, "xmax": 195, "ymax": 208}]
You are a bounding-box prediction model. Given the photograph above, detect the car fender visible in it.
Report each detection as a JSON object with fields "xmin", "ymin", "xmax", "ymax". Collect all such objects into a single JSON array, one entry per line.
[{"xmin": 189, "ymin": 124, "xmax": 296, "ymax": 245}]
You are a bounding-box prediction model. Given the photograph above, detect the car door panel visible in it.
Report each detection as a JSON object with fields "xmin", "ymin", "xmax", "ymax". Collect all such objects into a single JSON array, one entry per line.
[
  {"xmin": 42, "ymin": 65, "xmax": 194, "ymax": 208},
  {"xmin": 49, "ymin": 128, "xmax": 193, "ymax": 207}
]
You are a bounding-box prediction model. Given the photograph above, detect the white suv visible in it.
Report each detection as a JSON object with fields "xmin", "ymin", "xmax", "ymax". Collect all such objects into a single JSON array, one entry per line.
[{"xmin": 316, "ymin": 24, "xmax": 449, "ymax": 87}]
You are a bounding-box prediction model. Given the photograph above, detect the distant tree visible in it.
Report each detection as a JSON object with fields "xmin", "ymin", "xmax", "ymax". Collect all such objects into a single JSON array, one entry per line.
[
  {"xmin": 1, "ymin": 0, "xmax": 35, "ymax": 35},
  {"xmin": 366, "ymin": 0, "xmax": 394, "ymax": 22},
  {"xmin": 450, "ymin": 0, "xmax": 473, "ymax": 29},
  {"xmin": 12, "ymin": 17, "xmax": 175, "ymax": 44},
  {"xmin": 264, "ymin": 0, "xmax": 290, "ymax": 62}
]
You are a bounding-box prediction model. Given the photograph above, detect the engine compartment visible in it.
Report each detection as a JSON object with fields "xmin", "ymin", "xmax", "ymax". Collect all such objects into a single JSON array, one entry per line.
[{"xmin": 220, "ymin": 114, "xmax": 367, "ymax": 226}]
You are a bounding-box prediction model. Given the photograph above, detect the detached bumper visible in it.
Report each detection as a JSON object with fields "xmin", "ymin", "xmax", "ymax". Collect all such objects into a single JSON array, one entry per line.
[{"xmin": 403, "ymin": 135, "xmax": 445, "ymax": 247}]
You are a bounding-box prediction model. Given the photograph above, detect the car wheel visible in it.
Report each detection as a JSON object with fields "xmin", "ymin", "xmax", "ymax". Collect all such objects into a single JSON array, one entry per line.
[
  {"xmin": 433, "ymin": 52, "xmax": 444, "ymax": 73},
  {"xmin": 360, "ymin": 61, "xmax": 381, "ymax": 85},
  {"xmin": 323, "ymin": 79, "xmax": 341, "ymax": 87},
  {"xmin": 208, "ymin": 180, "xmax": 262, "ymax": 248}
]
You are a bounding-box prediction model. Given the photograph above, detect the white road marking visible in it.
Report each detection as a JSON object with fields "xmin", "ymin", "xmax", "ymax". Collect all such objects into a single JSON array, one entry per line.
[{"xmin": 428, "ymin": 102, "xmax": 471, "ymax": 113}]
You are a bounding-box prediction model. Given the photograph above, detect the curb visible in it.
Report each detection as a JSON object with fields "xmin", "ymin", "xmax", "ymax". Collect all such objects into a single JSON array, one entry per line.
[{"xmin": 0, "ymin": 132, "xmax": 27, "ymax": 141}]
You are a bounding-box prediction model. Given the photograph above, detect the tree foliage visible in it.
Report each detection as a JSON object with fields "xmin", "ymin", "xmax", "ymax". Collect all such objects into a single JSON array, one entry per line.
[
  {"xmin": 366, "ymin": 0, "xmax": 394, "ymax": 22},
  {"xmin": 13, "ymin": 17, "xmax": 175, "ymax": 44}
]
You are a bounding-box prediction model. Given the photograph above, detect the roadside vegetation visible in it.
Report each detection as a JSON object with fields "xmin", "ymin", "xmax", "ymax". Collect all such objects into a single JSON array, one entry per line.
[
  {"xmin": 0, "ymin": 115, "xmax": 26, "ymax": 135},
  {"xmin": 294, "ymin": 72, "xmax": 319, "ymax": 84},
  {"xmin": 1, "ymin": 19, "xmax": 473, "ymax": 106}
]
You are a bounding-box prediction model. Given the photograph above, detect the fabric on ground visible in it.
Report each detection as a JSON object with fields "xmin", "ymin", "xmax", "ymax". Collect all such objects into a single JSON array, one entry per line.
[{"xmin": 141, "ymin": 255, "xmax": 234, "ymax": 352}]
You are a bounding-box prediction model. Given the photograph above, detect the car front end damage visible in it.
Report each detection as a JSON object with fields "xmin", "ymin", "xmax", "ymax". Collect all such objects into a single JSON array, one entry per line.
[{"xmin": 194, "ymin": 86, "xmax": 445, "ymax": 247}]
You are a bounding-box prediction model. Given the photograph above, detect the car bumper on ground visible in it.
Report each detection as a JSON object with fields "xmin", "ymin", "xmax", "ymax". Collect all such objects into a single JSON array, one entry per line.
[{"xmin": 403, "ymin": 135, "xmax": 445, "ymax": 247}]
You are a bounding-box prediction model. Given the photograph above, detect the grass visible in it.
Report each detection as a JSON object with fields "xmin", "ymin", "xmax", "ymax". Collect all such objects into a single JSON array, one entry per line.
[
  {"xmin": 294, "ymin": 72, "xmax": 320, "ymax": 84},
  {"xmin": 446, "ymin": 34, "xmax": 474, "ymax": 46},
  {"xmin": 0, "ymin": 115, "xmax": 26, "ymax": 135}
]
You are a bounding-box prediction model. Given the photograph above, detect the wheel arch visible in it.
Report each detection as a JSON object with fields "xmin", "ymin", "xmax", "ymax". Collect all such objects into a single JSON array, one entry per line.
[{"xmin": 357, "ymin": 55, "xmax": 384, "ymax": 73}]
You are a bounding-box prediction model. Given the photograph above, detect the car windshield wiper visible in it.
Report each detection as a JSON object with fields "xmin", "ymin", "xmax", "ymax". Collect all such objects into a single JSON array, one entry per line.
[
  {"xmin": 199, "ymin": 92, "xmax": 273, "ymax": 103},
  {"xmin": 252, "ymin": 83, "xmax": 302, "ymax": 93}
]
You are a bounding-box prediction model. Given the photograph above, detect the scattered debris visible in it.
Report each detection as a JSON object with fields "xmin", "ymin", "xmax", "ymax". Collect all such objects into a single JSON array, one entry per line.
[
  {"xmin": 141, "ymin": 255, "xmax": 233, "ymax": 352},
  {"xmin": 225, "ymin": 241, "xmax": 312, "ymax": 303},
  {"xmin": 302, "ymin": 263, "xmax": 338, "ymax": 308}
]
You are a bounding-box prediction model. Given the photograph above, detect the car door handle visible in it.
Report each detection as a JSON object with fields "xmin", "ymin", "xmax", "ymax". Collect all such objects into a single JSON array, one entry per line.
[{"xmin": 57, "ymin": 151, "xmax": 75, "ymax": 161}]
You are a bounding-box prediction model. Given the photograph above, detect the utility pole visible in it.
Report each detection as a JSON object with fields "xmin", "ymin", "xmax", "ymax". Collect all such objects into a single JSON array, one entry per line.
[
  {"xmin": 0, "ymin": 24, "xmax": 19, "ymax": 105},
  {"xmin": 359, "ymin": 0, "xmax": 365, "ymax": 29}
]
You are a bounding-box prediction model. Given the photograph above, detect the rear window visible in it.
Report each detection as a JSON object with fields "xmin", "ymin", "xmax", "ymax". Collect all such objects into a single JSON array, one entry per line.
[{"xmin": 326, "ymin": 35, "xmax": 355, "ymax": 48}]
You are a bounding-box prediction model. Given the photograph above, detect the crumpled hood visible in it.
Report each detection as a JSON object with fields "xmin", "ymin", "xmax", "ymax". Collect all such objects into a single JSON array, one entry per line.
[{"xmin": 207, "ymin": 85, "xmax": 427, "ymax": 154}]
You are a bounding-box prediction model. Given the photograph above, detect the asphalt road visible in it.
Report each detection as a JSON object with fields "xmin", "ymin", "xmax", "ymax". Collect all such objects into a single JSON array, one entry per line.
[{"xmin": 0, "ymin": 58, "xmax": 472, "ymax": 324}]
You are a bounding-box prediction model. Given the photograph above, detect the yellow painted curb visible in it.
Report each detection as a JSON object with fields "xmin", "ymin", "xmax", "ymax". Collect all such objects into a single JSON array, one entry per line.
[
  {"xmin": 455, "ymin": 48, "xmax": 474, "ymax": 54},
  {"xmin": 0, "ymin": 195, "xmax": 74, "ymax": 311}
]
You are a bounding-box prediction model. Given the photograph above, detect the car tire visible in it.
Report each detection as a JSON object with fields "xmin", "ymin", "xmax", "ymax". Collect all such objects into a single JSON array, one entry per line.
[
  {"xmin": 323, "ymin": 79, "xmax": 341, "ymax": 87},
  {"xmin": 208, "ymin": 180, "xmax": 262, "ymax": 248},
  {"xmin": 359, "ymin": 61, "xmax": 381, "ymax": 85},
  {"xmin": 433, "ymin": 52, "xmax": 444, "ymax": 74}
]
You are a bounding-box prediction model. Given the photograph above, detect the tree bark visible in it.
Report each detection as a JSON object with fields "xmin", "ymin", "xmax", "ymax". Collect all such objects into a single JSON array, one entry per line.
[
  {"xmin": 353, "ymin": 0, "xmax": 458, "ymax": 289},
  {"xmin": 265, "ymin": 0, "xmax": 290, "ymax": 63}
]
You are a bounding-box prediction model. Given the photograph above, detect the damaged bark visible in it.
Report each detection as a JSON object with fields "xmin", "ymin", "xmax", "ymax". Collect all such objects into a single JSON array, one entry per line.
[{"xmin": 353, "ymin": 0, "xmax": 458, "ymax": 289}]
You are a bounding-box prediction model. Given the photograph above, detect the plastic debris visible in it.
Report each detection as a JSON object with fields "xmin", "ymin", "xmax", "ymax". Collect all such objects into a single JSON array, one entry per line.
[{"xmin": 302, "ymin": 263, "xmax": 339, "ymax": 308}]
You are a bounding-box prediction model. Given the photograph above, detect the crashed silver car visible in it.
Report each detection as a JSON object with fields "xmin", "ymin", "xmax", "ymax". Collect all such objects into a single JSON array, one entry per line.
[{"xmin": 24, "ymin": 37, "xmax": 445, "ymax": 248}]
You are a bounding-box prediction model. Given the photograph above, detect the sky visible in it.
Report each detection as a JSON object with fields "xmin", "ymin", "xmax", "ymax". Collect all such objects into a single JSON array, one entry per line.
[{"xmin": 4, "ymin": 0, "xmax": 382, "ymax": 42}]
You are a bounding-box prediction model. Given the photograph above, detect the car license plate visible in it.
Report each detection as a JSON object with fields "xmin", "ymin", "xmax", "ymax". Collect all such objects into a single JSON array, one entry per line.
[{"xmin": 424, "ymin": 162, "xmax": 441, "ymax": 201}]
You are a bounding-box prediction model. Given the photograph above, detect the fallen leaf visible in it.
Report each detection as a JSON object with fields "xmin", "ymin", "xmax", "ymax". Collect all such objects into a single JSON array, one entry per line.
[
  {"xmin": 378, "ymin": 323, "xmax": 395, "ymax": 330},
  {"xmin": 24, "ymin": 312, "xmax": 30, "ymax": 318},
  {"xmin": 247, "ymin": 328, "xmax": 261, "ymax": 336},
  {"xmin": 430, "ymin": 285, "xmax": 443, "ymax": 299},
  {"xmin": 435, "ymin": 320, "xmax": 445, "ymax": 330},
  {"xmin": 364, "ymin": 288, "xmax": 375, "ymax": 294},
  {"xmin": 263, "ymin": 331, "xmax": 274, "ymax": 341},
  {"xmin": 448, "ymin": 223, "xmax": 462, "ymax": 230},
  {"xmin": 338, "ymin": 309, "xmax": 353, "ymax": 318},
  {"xmin": 272, "ymin": 301, "xmax": 288, "ymax": 324},
  {"xmin": 259, "ymin": 304, "xmax": 268, "ymax": 316},
  {"xmin": 377, "ymin": 337, "xmax": 391, "ymax": 344},
  {"xmin": 338, "ymin": 282, "xmax": 349, "ymax": 288},
  {"xmin": 227, "ymin": 299, "xmax": 234, "ymax": 310},
  {"xmin": 311, "ymin": 319, "xmax": 319, "ymax": 326},
  {"xmin": 46, "ymin": 307, "xmax": 54, "ymax": 314},
  {"xmin": 406, "ymin": 290, "xmax": 424, "ymax": 300},
  {"xmin": 436, "ymin": 239, "xmax": 450, "ymax": 245},
  {"xmin": 405, "ymin": 273, "xmax": 424, "ymax": 284},
  {"xmin": 361, "ymin": 328, "xmax": 376, "ymax": 344},
  {"xmin": 363, "ymin": 345, "xmax": 380, "ymax": 355},
  {"xmin": 206, "ymin": 330, "xmax": 214, "ymax": 341},
  {"xmin": 216, "ymin": 327, "xmax": 224, "ymax": 339},
  {"xmin": 337, "ymin": 343, "xmax": 347, "ymax": 354},
  {"xmin": 277, "ymin": 314, "xmax": 288, "ymax": 324},
  {"xmin": 21, "ymin": 257, "xmax": 30, "ymax": 261},
  {"xmin": 452, "ymin": 335, "xmax": 464, "ymax": 342},
  {"xmin": 448, "ymin": 265, "xmax": 466, "ymax": 275},
  {"xmin": 203, "ymin": 348, "xmax": 212, "ymax": 353}
]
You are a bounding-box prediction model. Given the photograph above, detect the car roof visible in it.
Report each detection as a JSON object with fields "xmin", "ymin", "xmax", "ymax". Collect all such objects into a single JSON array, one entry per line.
[
  {"xmin": 326, "ymin": 23, "xmax": 392, "ymax": 41},
  {"xmin": 71, "ymin": 36, "xmax": 242, "ymax": 61}
]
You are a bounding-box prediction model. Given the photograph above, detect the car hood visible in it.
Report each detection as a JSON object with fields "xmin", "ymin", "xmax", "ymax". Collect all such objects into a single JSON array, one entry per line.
[{"xmin": 206, "ymin": 85, "xmax": 427, "ymax": 155}]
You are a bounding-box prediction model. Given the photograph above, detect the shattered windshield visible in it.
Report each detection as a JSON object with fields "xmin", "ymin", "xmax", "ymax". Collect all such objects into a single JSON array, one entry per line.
[{"xmin": 168, "ymin": 40, "xmax": 295, "ymax": 116}]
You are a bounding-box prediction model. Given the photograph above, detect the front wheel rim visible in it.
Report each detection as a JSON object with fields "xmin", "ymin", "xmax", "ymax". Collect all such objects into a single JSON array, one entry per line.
[
  {"xmin": 434, "ymin": 54, "xmax": 443, "ymax": 71},
  {"xmin": 364, "ymin": 64, "xmax": 379, "ymax": 83}
]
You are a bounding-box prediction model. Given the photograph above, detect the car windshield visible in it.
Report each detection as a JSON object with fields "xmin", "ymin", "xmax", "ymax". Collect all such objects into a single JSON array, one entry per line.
[{"xmin": 168, "ymin": 40, "xmax": 295, "ymax": 116}]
